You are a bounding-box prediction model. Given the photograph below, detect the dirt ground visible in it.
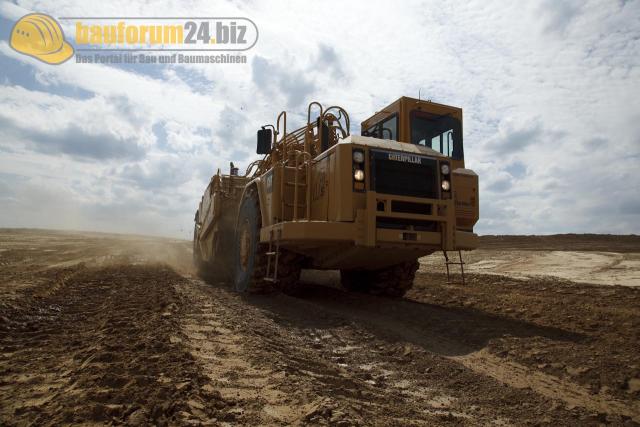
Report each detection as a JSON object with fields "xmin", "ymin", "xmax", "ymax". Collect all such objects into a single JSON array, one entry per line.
[
  {"xmin": 421, "ymin": 236, "xmax": 640, "ymax": 287},
  {"xmin": 1, "ymin": 229, "xmax": 639, "ymax": 426}
]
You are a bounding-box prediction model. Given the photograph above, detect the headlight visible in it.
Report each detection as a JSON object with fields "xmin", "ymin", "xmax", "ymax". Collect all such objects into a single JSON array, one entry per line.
[
  {"xmin": 353, "ymin": 150, "xmax": 364, "ymax": 163},
  {"xmin": 441, "ymin": 163, "xmax": 450, "ymax": 175},
  {"xmin": 441, "ymin": 180, "xmax": 450, "ymax": 191},
  {"xmin": 354, "ymin": 169, "xmax": 365, "ymax": 182}
]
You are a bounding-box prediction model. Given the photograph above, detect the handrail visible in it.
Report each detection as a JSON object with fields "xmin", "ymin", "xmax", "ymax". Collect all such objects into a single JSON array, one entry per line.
[
  {"xmin": 245, "ymin": 160, "xmax": 261, "ymax": 177},
  {"xmin": 307, "ymin": 101, "xmax": 323, "ymax": 126},
  {"xmin": 323, "ymin": 106, "xmax": 350, "ymax": 138},
  {"xmin": 248, "ymin": 101, "xmax": 351, "ymax": 221},
  {"xmin": 276, "ymin": 111, "xmax": 287, "ymax": 143}
]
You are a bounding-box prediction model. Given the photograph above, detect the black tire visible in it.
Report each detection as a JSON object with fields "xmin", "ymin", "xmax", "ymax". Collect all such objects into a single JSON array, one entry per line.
[
  {"xmin": 233, "ymin": 189, "xmax": 301, "ymax": 293},
  {"xmin": 276, "ymin": 250, "xmax": 304, "ymax": 294},
  {"xmin": 340, "ymin": 260, "xmax": 419, "ymax": 298},
  {"xmin": 208, "ymin": 228, "xmax": 234, "ymax": 282},
  {"xmin": 194, "ymin": 225, "xmax": 233, "ymax": 283},
  {"xmin": 340, "ymin": 269, "xmax": 372, "ymax": 293}
]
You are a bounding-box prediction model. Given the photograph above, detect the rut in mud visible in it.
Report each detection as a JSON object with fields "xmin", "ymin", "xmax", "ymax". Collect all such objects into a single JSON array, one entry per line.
[
  {"xmin": 0, "ymin": 264, "xmax": 237, "ymax": 425},
  {"xmin": 1, "ymin": 230, "xmax": 639, "ymax": 425}
]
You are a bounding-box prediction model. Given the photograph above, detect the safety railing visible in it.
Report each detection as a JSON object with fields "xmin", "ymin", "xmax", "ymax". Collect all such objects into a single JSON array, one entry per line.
[{"xmin": 250, "ymin": 101, "xmax": 351, "ymax": 222}]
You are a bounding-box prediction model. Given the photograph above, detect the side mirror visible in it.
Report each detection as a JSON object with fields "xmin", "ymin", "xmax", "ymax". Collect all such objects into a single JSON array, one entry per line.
[{"xmin": 256, "ymin": 129, "xmax": 272, "ymax": 154}]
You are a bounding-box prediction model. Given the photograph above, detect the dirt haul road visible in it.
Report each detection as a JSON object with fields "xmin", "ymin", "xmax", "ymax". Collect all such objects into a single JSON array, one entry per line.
[{"xmin": 1, "ymin": 229, "xmax": 639, "ymax": 426}]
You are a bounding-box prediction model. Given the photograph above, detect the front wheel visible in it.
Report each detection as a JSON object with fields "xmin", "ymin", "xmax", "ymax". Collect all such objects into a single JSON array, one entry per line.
[
  {"xmin": 234, "ymin": 190, "xmax": 272, "ymax": 293},
  {"xmin": 233, "ymin": 190, "xmax": 302, "ymax": 293}
]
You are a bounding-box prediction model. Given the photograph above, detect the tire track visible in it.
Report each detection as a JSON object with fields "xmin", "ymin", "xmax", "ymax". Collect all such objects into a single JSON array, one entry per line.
[
  {"xmin": 175, "ymin": 278, "xmax": 611, "ymax": 425},
  {"xmin": 0, "ymin": 265, "xmax": 232, "ymax": 426},
  {"xmin": 453, "ymin": 349, "xmax": 640, "ymax": 422},
  {"xmin": 176, "ymin": 278, "xmax": 450, "ymax": 425}
]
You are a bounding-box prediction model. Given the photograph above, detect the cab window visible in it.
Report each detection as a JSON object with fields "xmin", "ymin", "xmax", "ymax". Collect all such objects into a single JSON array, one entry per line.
[
  {"xmin": 365, "ymin": 123, "xmax": 379, "ymax": 138},
  {"xmin": 381, "ymin": 116, "xmax": 396, "ymax": 140},
  {"xmin": 411, "ymin": 111, "xmax": 463, "ymax": 160},
  {"xmin": 363, "ymin": 114, "xmax": 398, "ymax": 141}
]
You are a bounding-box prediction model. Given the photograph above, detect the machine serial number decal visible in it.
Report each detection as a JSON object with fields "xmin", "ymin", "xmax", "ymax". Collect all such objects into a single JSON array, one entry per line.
[{"xmin": 387, "ymin": 153, "xmax": 422, "ymax": 164}]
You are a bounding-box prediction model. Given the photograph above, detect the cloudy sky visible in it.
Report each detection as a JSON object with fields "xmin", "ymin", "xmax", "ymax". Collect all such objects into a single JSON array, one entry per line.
[{"xmin": 0, "ymin": 0, "xmax": 638, "ymax": 238}]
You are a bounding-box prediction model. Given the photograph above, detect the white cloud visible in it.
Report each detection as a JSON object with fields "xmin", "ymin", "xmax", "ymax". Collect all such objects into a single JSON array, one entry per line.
[{"xmin": 0, "ymin": 0, "xmax": 639, "ymax": 238}]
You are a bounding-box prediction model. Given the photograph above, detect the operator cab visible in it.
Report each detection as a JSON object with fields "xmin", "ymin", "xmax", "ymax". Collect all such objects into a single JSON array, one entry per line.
[{"xmin": 361, "ymin": 97, "xmax": 465, "ymax": 164}]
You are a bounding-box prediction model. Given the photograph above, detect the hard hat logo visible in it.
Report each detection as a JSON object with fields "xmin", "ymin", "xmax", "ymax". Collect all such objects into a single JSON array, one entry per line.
[{"xmin": 10, "ymin": 13, "xmax": 74, "ymax": 65}]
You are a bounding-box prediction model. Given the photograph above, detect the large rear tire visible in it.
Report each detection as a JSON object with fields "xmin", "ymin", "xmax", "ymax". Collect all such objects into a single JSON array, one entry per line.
[
  {"xmin": 340, "ymin": 260, "xmax": 419, "ymax": 298},
  {"xmin": 233, "ymin": 189, "xmax": 301, "ymax": 293},
  {"xmin": 193, "ymin": 231, "xmax": 233, "ymax": 283}
]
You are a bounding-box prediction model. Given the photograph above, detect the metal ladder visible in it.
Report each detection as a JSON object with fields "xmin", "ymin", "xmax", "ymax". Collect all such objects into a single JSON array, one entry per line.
[
  {"xmin": 264, "ymin": 229, "xmax": 280, "ymax": 283},
  {"xmin": 283, "ymin": 168, "xmax": 306, "ymax": 221},
  {"xmin": 284, "ymin": 153, "xmax": 311, "ymax": 221},
  {"xmin": 443, "ymin": 250, "xmax": 466, "ymax": 284}
]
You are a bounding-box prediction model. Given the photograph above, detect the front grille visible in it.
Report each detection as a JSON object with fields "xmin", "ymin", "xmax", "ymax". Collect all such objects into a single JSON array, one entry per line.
[
  {"xmin": 370, "ymin": 150, "xmax": 438, "ymax": 198},
  {"xmin": 391, "ymin": 201, "xmax": 432, "ymax": 215},
  {"xmin": 377, "ymin": 217, "xmax": 438, "ymax": 232}
]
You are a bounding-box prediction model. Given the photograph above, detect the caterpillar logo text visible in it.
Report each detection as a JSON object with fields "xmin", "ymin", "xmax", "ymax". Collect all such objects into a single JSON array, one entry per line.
[{"xmin": 387, "ymin": 153, "xmax": 422, "ymax": 164}]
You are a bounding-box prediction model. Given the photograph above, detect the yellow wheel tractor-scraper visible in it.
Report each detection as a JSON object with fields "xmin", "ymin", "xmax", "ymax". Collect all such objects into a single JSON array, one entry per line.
[{"xmin": 193, "ymin": 97, "xmax": 479, "ymax": 296}]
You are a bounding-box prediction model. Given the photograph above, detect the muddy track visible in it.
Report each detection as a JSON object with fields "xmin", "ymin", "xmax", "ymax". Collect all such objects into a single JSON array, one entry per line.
[
  {"xmin": 1, "ymin": 230, "xmax": 639, "ymax": 425},
  {"xmin": 179, "ymin": 278, "xmax": 639, "ymax": 425},
  {"xmin": 0, "ymin": 265, "xmax": 236, "ymax": 425}
]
